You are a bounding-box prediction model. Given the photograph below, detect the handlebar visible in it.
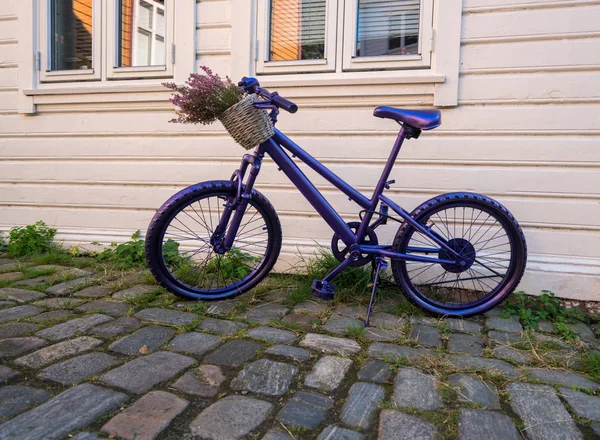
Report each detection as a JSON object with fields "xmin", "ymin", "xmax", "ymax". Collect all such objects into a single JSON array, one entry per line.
[{"xmin": 239, "ymin": 77, "xmax": 298, "ymax": 114}]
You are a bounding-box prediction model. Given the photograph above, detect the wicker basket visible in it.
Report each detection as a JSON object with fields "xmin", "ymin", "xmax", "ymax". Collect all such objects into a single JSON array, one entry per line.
[{"xmin": 219, "ymin": 94, "xmax": 274, "ymax": 150}]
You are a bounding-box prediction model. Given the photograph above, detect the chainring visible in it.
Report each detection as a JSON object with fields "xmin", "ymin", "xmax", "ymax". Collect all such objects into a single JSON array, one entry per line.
[{"xmin": 331, "ymin": 221, "xmax": 378, "ymax": 267}]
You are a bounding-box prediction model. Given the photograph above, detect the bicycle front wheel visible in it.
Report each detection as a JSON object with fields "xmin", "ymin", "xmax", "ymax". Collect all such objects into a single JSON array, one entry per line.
[
  {"xmin": 145, "ymin": 180, "xmax": 282, "ymax": 300},
  {"xmin": 391, "ymin": 193, "xmax": 527, "ymax": 316}
]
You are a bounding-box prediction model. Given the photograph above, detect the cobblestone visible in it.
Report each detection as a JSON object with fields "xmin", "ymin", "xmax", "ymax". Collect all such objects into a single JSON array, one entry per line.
[
  {"xmin": 492, "ymin": 346, "xmax": 533, "ymax": 364},
  {"xmin": 392, "ymin": 368, "xmax": 441, "ymax": 410},
  {"xmin": 305, "ymin": 356, "xmax": 352, "ymax": 391},
  {"xmin": 29, "ymin": 310, "xmax": 74, "ymax": 323},
  {"xmin": 73, "ymin": 285, "xmax": 111, "ymax": 298},
  {"xmin": 33, "ymin": 297, "xmax": 86, "ymax": 309},
  {"xmin": 486, "ymin": 316, "xmax": 523, "ymax": 333},
  {"xmin": 357, "ymin": 359, "xmax": 392, "ymax": 383},
  {"xmin": 408, "ymin": 324, "xmax": 442, "ymax": 348},
  {"xmin": 204, "ymin": 339, "xmax": 263, "ymax": 367},
  {"xmin": 317, "ymin": 426, "xmax": 365, "ymax": 440},
  {"xmin": 109, "ymin": 325, "xmax": 175, "ymax": 355},
  {"xmin": 134, "ymin": 307, "xmax": 198, "ymax": 326},
  {"xmin": 89, "ymin": 316, "xmax": 142, "ymax": 337},
  {"xmin": 0, "ymin": 288, "xmax": 46, "ymax": 303},
  {"xmin": 36, "ymin": 314, "xmax": 113, "ymax": 341},
  {"xmin": 524, "ymin": 367, "xmax": 599, "ymax": 391},
  {"xmin": 459, "ymin": 409, "xmax": 520, "ymax": 440},
  {"xmin": 323, "ymin": 314, "xmax": 364, "ymax": 335},
  {"xmin": 111, "ymin": 284, "xmax": 157, "ymax": 300},
  {"xmin": 447, "ymin": 333, "xmax": 485, "ymax": 356},
  {"xmin": 0, "ymin": 322, "xmax": 40, "ymax": 338},
  {"xmin": 378, "ymin": 410, "xmax": 437, "ymax": 440},
  {"xmin": 102, "ymin": 391, "xmax": 188, "ymax": 440},
  {"xmin": 340, "ymin": 382, "xmax": 385, "ymax": 429},
  {"xmin": 265, "ymin": 344, "xmax": 311, "ymax": 361},
  {"xmin": 231, "ymin": 359, "xmax": 298, "ymax": 396},
  {"xmin": 38, "ymin": 352, "xmax": 120, "ymax": 385},
  {"xmin": 0, "ymin": 385, "xmax": 51, "ymax": 422},
  {"xmin": 0, "ymin": 305, "xmax": 43, "ymax": 323},
  {"xmin": 300, "ymin": 333, "xmax": 361, "ymax": 355},
  {"xmin": 276, "ymin": 391, "xmax": 333, "ymax": 430},
  {"xmin": 0, "ymin": 337, "xmax": 47, "ymax": 358},
  {"xmin": 248, "ymin": 326, "xmax": 297, "ymax": 343},
  {"xmin": 75, "ymin": 300, "xmax": 130, "ymax": 316},
  {"xmin": 448, "ymin": 373, "xmax": 500, "ymax": 409},
  {"xmin": 0, "ymin": 365, "xmax": 19, "ymax": 383},
  {"xmin": 559, "ymin": 387, "xmax": 600, "ymax": 422},
  {"xmin": 198, "ymin": 317, "xmax": 248, "ymax": 335},
  {"xmin": 368, "ymin": 342, "xmax": 433, "ymax": 362},
  {"xmin": 172, "ymin": 365, "xmax": 225, "ymax": 397},
  {"xmin": 244, "ymin": 303, "xmax": 289, "ymax": 324},
  {"xmin": 46, "ymin": 277, "xmax": 92, "ymax": 296},
  {"xmin": 14, "ymin": 336, "xmax": 103, "ymax": 368},
  {"xmin": 368, "ymin": 312, "xmax": 407, "ymax": 330},
  {"xmin": 168, "ymin": 331, "xmax": 222, "ymax": 356},
  {"xmin": 446, "ymin": 354, "xmax": 519, "ymax": 378},
  {"xmin": 446, "ymin": 318, "xmax": 482, "ymax": 333}
]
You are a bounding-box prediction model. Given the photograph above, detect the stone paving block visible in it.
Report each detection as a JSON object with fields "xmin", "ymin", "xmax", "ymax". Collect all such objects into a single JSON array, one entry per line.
[
  {"xmin": 537, "ymin": 320, "xmax": 556, "ymax": 333},
  {"xmin": 532, "ymin": 332, "xmax": 570, "ymax": 348},
  {"xmin": 305, "ymin": 356, "xmax": 353, "ymax": 391},
  {"xmin": 36, "ymin": 314, "xmax": 113, "ymax": 341},
  {"xmin": 317, "ymin": 426, "xmax": 365, "ymax": 440},
  {"xmin": 486, "ymin": 316, "xmax": 523, "ymax": 333},
  {"xmin": 89, "ymin": 316, "xmax": 142, "ymax": 337},
  {"xmin": 368, "ymin": 342, "xmax": 434, "ymax": 362},
  {"xmin": 75, "ymin": 300, "xmax": 130, "ymax": 317},
  {"xmin": 293, "ymin": 300, "xmax": 328, "ymax": 315},
  {"xmin": 300, "ymin": 333, "xmax": 361, "ymax": 355},
  {"xmin": 0, "ymin": 272, "xmax": 22, "ymax": 282},
  {"xmin": 0, "ymin": 301, "xmax": 15, "ymax": 308},
  {"xmin": 459, "ymin": 409, "xmax": 520, "ymax": 440},
  {"xmin": 282, "ymin": 313, "xmax": 319, "ymax": 329},
  {"xmin": 0, "ymin": 385, "xmax": 51, "ymax": 421},
  {"xmin": 14, "ymin": 336, "xmax": 103, "ymax": 368},
  {"xmin": 0, "ymin": 288, "xmax": 46, "ymax": 303},
  {"xmin": 45, "ymin": 277, "xmax": 91, "ymax": 296},
  {"xmin": 448, "ymin": 373, "xmax": 500, "ymax": 409},
  {"xmin": 357, "ymin": 359, "xmax": 392, "ymax": 383},
  {"xmin": 198, "ymin": 317, "xmax": 248, "ymax": 335},
  {"xmin": 112, "ymin": 284, "xmax": 156, "ymax": 301},
  {"xmin": 171, "ymin": 365, "xmax": 225, "ymax": 397},
  {"xmin": 364, "ymin": 327, "xmax": 401, "ymax": 342},
  {"xmin": 336, "ymin": 304, "xmax": 368, "ymax": 319},
  {"xmin": 264, "ymin": 344, "xmax": 311, "ymax": 361},
  {"xmin": 168, "ymin": 331, "xmax": 222, "ymax": 356},
  {"xmin": 0, "ymin": 305, "xmax": 43, "ymax": 323},
  {"xmin": 14, "ymin": 276, "xmax": 51, "ymax": 287},
  {"xmin": 231, "ymin": 358, "xmax": 298, "ymax": 396},
  {"xmin": 73, "ymin": 285, "xmax": 111, "ymax": 298},
  {"xmin": 408, "ymin": 325, "xmax": 442, "ymax": 348},
  {"xmin": 0, "ymin": 322, "xmax": 40, "ymax": 338},
  {"xmin": 29, "ymin": 310, "xmax": 75, "ymax": 323},
  {"xmin": 447, "ymin": 333, "xmax": 485, "ymax": 356},
  {"xmin": 244, "ymin": 303, "xmax": 289, "ymax": 324},
  {"xmin": 0, "ymin": 263, "xmax": 21, "ymax": 273},
  {"xmin": 492, "ymin": 346, "xmax": 533, "ymax": 364},
  {"xmin": 488, "ymin": 330, "xmax": 523, "ymax": 345},
  {"xmin": 190, "ymin": 395, "xmax": 273, "ymax": 440},
  {"xmin": 446, "ymin": 354, "xmax": 519, "ymax": 378},
  {"xmin": 263, "ymin": 289, "xmax": 288, "ymax": 302},
  {"xmin": 368, "ymin": 312, "xmax": 408, "ymax": 330},
  {"xmin": 507, "ymin": 382, "xmax": 583, "ymax": 440},
  {"xmin": 524, "ymin": 367, "xmax": 599, "ymax": 391},
  {"xmin": 276, "ymin": 391, "xmax": 333, "ymax": 430},
  {"xmin": 323, "ymin": 314, "xmax": 364, "ymax": 335},
  {"xmin": 102, "ymin": 390, "xmax": 188, "ymax": 440},
  {"xmin": 248, "ymin": 326, "xmax": 297, "ymax": 343},
  {"xmin": 100, "ymin": 351, "xmax": 196, "ymax": 394},
  {"xmin": 134, "ymin": 307, "xmax": 198, "ymax": 326},
  {"xmin": 0, "ymin": 383, "xmax": 128, "ymax": 440},
  {"xmin": 109, "ymin": 325, "xmax": 176, "ymax": 355},
  {"xmin": 0, "ymin": 365, "xmax": 19, "ymax": 383},
  {"xmin": 594, "ymin": 423, "xmax": 600, "ymax": 437},
  {"xmin": 0, "ymin": 337, "xmax": 47, "ymax": 358},
  {"xmin": 392, "ymin": 368, "xmax": 441, "ymax": 410},
  {"xmin": 378, "ymin": 410, "xmax": 437, "ymax": 440},
  {"xmin": 410, "ymin": 316, "xmax": 435, "ymax": 325},
  {"xmin": 33, "ymin": 297, "xmax": 86, "ymax": 309},
  {"xmin": 204, "ymin": 339, "xmax": 263, "ymax": 367},
  {"xmin": 206, "ymin": 300, "xmax": 236, "ymax": 315},
  {"xmin": 559, "ymin": 387, "xmax": 600, "ymax": 422},
  {"xmin": 341, "ymin": 382, "xmax": 385, "ymax": 429},
  {"xmin": 38, "ymin": 352, "xmax": 120, "ymax": 385},
  {"xmin": 70, "ymin": 433, "xmax": 102, "ymax": 440},
  {"xmin": 567, "ymin": 322, "xmax": 597, "ymax": 343},
  {"xmin": 263, "ymin": 429, "xmax": 294, "ymax": 440},
  {"xmin": 446, "ymin": 318, "xmax": 483, "ymax": 334}
]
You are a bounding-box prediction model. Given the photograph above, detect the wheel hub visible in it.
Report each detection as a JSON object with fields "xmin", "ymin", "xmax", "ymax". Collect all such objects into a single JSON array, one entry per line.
[{"xmin": 439, "ymin": 238, "xmax": 476, "ymax": 273}]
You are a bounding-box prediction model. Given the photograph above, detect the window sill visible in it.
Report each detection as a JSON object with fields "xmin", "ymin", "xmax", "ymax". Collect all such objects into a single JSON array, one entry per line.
[
  {"xmin": 23, "ymin": 83, "xmax": 167, "ymax": 97},
  {"xmin": 256, "ymin": 70, "xmax": 446, "ymax": 88}
]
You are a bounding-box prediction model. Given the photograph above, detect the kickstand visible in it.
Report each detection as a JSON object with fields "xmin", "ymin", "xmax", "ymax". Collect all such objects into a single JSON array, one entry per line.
[{"xmin": 365, "ymin": 257, "xmax": 387, "ymax": 327}]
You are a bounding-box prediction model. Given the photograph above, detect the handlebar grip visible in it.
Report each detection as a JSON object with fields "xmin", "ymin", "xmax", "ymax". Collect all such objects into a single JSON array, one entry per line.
[{"xmin": 272, "ymin": 94, "xmax": 298, "ymax": 114}]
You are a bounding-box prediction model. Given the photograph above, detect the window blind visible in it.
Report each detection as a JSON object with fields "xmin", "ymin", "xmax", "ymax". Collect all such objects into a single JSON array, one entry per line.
[{"xmin": 357, "ymin": 0, "xmax": 420, "ymax": 57}]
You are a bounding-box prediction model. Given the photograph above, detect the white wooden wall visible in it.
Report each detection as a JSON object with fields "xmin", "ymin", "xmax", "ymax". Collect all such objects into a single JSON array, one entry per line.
[{"xmin": 0, "ymin": 0, "xmax": 599, "ymax": 300}]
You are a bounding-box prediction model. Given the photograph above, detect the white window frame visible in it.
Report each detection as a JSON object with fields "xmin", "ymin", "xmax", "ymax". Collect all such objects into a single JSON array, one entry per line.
[
  {"xmin": 39, "ymin": 0, "xmax": 103, "ymax": 83},
  {"xmin": 255, "ymin": 0, "xmax": 339, "ymax": 74},
  {"xmin": 342, "ymin": 0, "xmax": 434, "ymax": 71},
  {"xmin": 106, "ymin": 0, "xmax": 175, "ymax": 80}
]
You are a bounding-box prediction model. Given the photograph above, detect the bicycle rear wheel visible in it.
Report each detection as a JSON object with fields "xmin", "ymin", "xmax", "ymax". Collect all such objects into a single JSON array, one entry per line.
[
  {"xmin": 391, "ymin": 193, "xmax": 527, "ymax": 316},
  {"xmin": 145, "ymin": 180, "xmax": 282, "ymax": 300}
]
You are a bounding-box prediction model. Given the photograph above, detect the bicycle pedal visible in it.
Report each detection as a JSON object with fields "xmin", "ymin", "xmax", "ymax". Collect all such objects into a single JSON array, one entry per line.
[{"xmin": 311, "ymin": 280, "xmax": 335, "ymax": 301}]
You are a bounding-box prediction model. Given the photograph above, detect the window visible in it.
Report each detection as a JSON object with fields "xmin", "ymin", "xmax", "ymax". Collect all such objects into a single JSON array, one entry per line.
[
  {"xmin": 38, "ymin": 0, "xmax": 174, "ymax": 83},
  {"xmin": 256, "ymin": 0, "xmax": 433, "ymax": 74}
]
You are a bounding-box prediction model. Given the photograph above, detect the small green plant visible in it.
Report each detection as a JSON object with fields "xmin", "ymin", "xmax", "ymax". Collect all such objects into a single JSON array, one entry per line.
[
  {"xmin": 7, "ymin": 221, "xmax": 57, "ymax": 257},
  {"xmin": 581, "ymin": 351, "xmax": 600, "ymax": 382},
  {"xmin": 501, "ymin": 290, "xmax": 587, "ymax": 334},
  {"xmin": 0, "ymin": 232, "xmax": 6, "ymax": 252},
  {"xmin": 94, "ymin": 231, "xmax": 147, "ymax": 270},
  {"xmin": 347, "ymin": 324, "xmax": 366, "ymax": 340}
]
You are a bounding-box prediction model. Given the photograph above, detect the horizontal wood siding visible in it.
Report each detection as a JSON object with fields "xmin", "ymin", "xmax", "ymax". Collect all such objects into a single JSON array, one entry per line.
[{"xmin": 1, "ymin": 0, "xmax": 599, "ymax": 300}]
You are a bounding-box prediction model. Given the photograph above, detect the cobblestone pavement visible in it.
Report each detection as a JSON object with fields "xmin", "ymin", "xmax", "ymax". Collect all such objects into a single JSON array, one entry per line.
[{"xmin": 0, "ymin": 258, "xmax": 599, "ymax": 439}]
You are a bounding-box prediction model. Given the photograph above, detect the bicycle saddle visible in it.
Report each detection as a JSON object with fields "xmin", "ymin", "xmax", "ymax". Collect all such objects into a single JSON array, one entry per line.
[{"xmin": 373, "ymin": 107, "xmax": 441, "ymax": 130}]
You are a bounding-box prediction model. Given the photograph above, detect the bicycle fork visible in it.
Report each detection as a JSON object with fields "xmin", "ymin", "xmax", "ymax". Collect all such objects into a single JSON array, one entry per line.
[{"xmin": 211, "ymin": 150, "xmax": 264, "ymax": 254}]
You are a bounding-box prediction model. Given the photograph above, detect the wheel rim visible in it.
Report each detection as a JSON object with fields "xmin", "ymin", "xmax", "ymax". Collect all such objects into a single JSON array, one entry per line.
[
  {"xmin": 398, "ymin": 203, "xmax": 518, "ymax": 310},
  {"xmin": 157, "ymin": 191, "xmax": 272, "ymax": 297}
]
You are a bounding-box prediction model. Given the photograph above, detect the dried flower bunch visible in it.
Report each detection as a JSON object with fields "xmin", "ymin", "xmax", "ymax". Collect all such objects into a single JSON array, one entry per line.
[{"xmin": 164, "ymin": 66, "xmax": 244, "ymax": 125}]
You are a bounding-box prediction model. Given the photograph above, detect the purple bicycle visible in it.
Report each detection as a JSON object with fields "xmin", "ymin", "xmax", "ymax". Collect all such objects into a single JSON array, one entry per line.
[{"xmin": 145, "ymin": 77, "xmax": 527, "ymax": 319}]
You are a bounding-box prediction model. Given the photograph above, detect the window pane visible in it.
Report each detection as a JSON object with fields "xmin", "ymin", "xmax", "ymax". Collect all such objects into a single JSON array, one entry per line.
[
  {"xmin": 118, "ymin": 0, "xmax": 166, "ymax": 67},
  {"xmin": 50, "ymin": 0, "xmax": 94, "ymax": 71},
  {"xmin": 356, "ymin": 0, "xmax": 420, "ymax": 57},
  {"xmin": 269, "ymin": 0, "xmax": 326, "ymax": 61}
]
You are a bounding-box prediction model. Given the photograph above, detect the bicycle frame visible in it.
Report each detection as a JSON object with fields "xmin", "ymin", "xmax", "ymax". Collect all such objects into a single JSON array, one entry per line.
[{"xmin": 215, "ymin": 126, "xmax": 461, "ymax": 267}]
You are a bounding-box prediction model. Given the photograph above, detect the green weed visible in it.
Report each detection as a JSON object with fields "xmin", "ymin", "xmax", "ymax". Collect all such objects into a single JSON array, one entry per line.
[
  {"xmin": 7, "ymin": 221, "xmax": 56, "ymax": 257},
  {"xmin": 94, "ymin": 231, "xmax": 147, "ymax": 270},
  {"xmin": 581, "ymin": 351, "xmax": 600, "ymax": 382}
]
